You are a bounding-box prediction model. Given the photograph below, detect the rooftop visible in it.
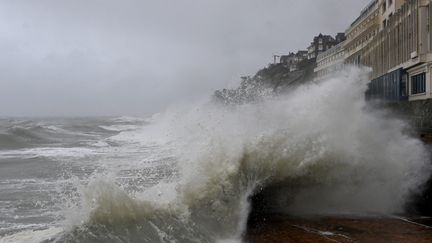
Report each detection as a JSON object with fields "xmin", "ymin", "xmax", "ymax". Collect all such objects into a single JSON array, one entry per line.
[{"xmin": 348, "ymin": 0, "xmax": 379, "ymax": 31}]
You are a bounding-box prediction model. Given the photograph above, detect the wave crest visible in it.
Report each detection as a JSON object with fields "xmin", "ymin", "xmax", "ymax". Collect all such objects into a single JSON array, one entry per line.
[{"xmin": 54, "ymin": 67, "xmax": 431, "ymax": 242}]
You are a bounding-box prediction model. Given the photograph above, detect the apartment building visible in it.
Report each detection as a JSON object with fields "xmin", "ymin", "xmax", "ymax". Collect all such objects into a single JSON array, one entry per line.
[
  {"xmin": 381, "ymin": 0, "xmax": 407, "ymax": 29},
  {"xmin": 325, "ymin": 0, "xmax": 432, "ymax": 102},
  {"xmin": 307, "ymin": 34, "xmax": 339, "ymax": 60},
  {"xmin": 314, "ymin": 42, "xmax": 345, "ymax": 78},
  {"xmin": 360, "ymin": 0, "xmax": 432, "ymax": 101},
  {"xmin": 344, "ymin": 0, "xmax": 381, "ymax": 65},
  {"xmin": 280, "ymin": 51, "xmax": 308, "ymax": 71},
  {"xmin": 344, "ymin": 0, "xmax": 407, "ymax": 64}
]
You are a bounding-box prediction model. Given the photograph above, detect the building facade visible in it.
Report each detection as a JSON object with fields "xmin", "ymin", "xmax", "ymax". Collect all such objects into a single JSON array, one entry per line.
[
  {"xmin": 314, "ymin": 0, "xmax": 432, "ymax": 102},
  {"xmin": 280, "ymin": 51, "xmax": 308, "ymax": 71},
  {"xmin": 380, "ymin": 0, "xmax": 407, "ymax": 29},
  {"xmin": 344, "ymin": 0, "xmax": 381, "ymax": 65},
  {"xmin": 314, "ymin": 42, "xmax": 346, "ymax": 78},
  {"xmin": 350, "ymin": 0, "xmax": 432, "ymax": 102},
  {"xmin": 307, "ymin": 34, "xmax": 339, "ymax": 60}
]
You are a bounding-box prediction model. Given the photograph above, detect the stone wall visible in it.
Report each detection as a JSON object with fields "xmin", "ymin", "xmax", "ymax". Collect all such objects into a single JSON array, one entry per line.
[{"xmin": 385, "ymin": 99, "xmax": 432, "ymax": 143}]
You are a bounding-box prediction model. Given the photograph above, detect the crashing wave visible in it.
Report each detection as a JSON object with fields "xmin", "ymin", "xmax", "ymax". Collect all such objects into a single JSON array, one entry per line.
[{"xmin": 39, "ymin": 67, "xmax": 431, "ymax": 242}]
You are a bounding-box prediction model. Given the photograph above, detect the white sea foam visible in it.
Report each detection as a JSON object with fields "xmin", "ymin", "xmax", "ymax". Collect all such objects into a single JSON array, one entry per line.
[
  {"xmin": 15, "ymin": 67, "xmax": 431, "ymax": 242},
  {"xmin": 0, "ymin": 227, "xmax": 63, "ymax": 243},
  {"xmin": 99, "ymin": 125, "xmax": 140, "ymax": 132},
  {"xmin": 0, "ymin": 147, "xmax": 98, "ymax": 159},
  {"xmin": 111, "ymin": 116, "xmax": 147, "ymax": 123}
]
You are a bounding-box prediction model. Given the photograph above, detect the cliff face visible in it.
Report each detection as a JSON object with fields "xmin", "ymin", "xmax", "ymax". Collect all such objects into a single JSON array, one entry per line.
[{"xmin": 214, "ymin": 58, "xmax": 316, "ymax": 104}]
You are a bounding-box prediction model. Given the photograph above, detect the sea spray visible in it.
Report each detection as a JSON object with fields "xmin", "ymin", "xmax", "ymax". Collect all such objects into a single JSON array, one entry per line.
[{"xmin": 49, "ymin": 66, "xmax": 431, "ymax": 242}]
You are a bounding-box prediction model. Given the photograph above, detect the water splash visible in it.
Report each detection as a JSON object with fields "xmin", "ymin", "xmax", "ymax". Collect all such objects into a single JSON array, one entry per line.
[{"xmin": 41, "ymin": 67, "xmax": 431, "ymax": 242}]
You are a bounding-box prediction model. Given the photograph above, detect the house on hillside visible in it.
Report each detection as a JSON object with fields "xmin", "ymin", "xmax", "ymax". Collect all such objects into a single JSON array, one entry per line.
[{"xmin": 279, "ymin": 51, "xmax": 308, "ymax": 71}]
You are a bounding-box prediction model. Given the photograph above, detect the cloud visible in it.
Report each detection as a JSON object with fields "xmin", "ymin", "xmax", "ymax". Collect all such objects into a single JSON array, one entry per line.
[{"xmin": 0, "ymin": 0, "xmax": 371, "ymax": 116}]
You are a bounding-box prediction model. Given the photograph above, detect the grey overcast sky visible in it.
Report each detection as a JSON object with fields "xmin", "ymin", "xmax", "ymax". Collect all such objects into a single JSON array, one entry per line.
[{"xmin": 0, "ymin": 0, "xmax": 371, "ymax": 117}]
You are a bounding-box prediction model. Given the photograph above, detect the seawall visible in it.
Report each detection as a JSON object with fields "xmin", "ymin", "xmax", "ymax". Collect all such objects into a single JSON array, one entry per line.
[{"xmin": 385, "ymin": 99, "xmax": 432, "ymax": 143}]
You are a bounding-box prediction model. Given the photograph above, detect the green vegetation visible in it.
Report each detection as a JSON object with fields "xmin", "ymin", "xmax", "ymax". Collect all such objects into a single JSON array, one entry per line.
[{"xmin": 214, "ymin": 58, "xmax": 316, "ymax": 104}]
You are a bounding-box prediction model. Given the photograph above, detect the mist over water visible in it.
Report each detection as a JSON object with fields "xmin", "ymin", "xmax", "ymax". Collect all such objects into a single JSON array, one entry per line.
[{"xmin": 1, "ymin": 67, "xmax": 431, "ymax": 242}]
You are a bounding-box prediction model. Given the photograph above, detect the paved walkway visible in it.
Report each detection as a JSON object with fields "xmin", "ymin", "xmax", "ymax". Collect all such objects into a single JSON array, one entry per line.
[{"xmin": 246, "ymin": 216, "xmax": 432, "ymax": 243}]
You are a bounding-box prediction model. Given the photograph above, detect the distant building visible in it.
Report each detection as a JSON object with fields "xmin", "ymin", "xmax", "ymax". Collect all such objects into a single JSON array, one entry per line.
[
  {"xmin": 312, "ymin": 33, "xmax": 347, "ymax": 78},
  {"xmin": 314, "ymin": 41, "xmax": 346, "ymax": 78},
  {"xmin": 307, "ymin": 33, "xmax": 344, "ymax": 60},
  {"xmin": 335, "ymin": 33, "xmax": 346, "ymax": 43},
  {"xmin": 279, "ymin": 51, "xmax": 308, "ymax": 71}
]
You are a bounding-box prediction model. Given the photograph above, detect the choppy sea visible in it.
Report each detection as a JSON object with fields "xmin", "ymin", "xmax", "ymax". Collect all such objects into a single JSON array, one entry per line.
[{"xmin": 0, "ymin": 68, "xmax": 431, "ymax": 243}]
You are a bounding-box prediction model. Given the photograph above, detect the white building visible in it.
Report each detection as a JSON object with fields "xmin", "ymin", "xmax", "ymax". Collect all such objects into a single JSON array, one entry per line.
[{"xmin": 314, "ymin": 42, "xmax": 345, "ymax": 79}]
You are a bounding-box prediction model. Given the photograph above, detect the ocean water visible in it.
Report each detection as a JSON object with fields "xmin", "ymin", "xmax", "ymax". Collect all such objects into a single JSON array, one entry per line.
[{"xmin": 0, "ymin": 67, "xmax": 431, "ymax": 243}]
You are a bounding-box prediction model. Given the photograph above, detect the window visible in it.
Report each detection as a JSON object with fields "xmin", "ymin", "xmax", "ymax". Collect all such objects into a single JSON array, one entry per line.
[
  {"xmin": 411, "ymin": 73, "xmax": 426, "ymax": 94},
  {"xmin": 401, "ymin": 74, "xmax": 408, "ymax": 97},
  {"xmin": 388, "ymin": 0, "xmax": 393, "ymax": 6},
  {"xmin": 382, "ymin": 1, "xmax": 387, "ymax": 12}
]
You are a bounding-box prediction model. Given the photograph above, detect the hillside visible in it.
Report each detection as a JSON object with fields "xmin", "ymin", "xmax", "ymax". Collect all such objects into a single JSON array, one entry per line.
[{"xmin": 214, "ymin": 58, "xmax": 316, "ymax": 104}]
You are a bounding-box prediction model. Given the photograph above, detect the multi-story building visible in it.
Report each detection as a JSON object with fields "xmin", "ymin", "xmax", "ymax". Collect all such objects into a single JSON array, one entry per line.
[
  {"xmin": 344, "ymin": 0, "xmax": 381, "ymax": 65},
  {"xmin": 315, "ymin": 1, "xmax": 382, "ymax": 79},
  {"xmin": 313, "ymin": 33, "xmax": 347, "ymax": 79},
  {"xmin": 280, "ymin": 51, "xmax": 308, "ymax": 71},
  {"xmin": 314, "ymin": 42, "xmax": 346, "ymax": 78},
  {"xmin": 348, "ymin": 0, "xmax": 432, "ymax": 102},
  {"xmin": 344, "ymin": 0, "xmax": 407, "ymax": 65},
  {"xmin": 335, "ymin": 33, "xmax": 347, "ymax": 43},
  {"xmin": 313, "ymin": 0, "xmax": 432, "ymax": 102},
  {"xmin": 380, "ymin": 0, "xmax": 407, "ymax": 29},
  {"xmin": 307, "ymin": 34, "xmax": 339, "ymax": 60}
]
